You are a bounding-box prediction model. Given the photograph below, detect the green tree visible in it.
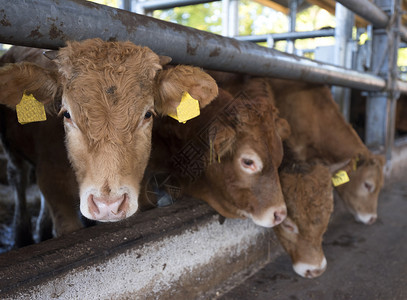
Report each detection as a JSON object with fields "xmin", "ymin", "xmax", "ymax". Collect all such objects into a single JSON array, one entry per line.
[
  {"xmin": 239, "ymin": 0, "xmax": 287, "ymax": 36},
  {"xmin": 293, "ymin": 5, "xmax": 336, "ymax": 54},
  {"xmin": 153, "ymin": 3, "xmax": 222, "ymax": 33}
]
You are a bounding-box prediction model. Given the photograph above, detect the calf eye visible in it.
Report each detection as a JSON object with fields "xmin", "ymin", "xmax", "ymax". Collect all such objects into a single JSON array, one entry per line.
[
  {"xmin": 364, "ymin": 182, "xmax": 374, "ymax": 192},
  {"xmin": 242, "ymin": 159, "xmax": 254, "ymax": 167},
  {"xmin": 239, "ymin": 153, "xmax": 263, "ymax": 174},
  {"xmin": 63, "ymin": 111, "xmax": 71, "ymax": 119},
  {"xmin": 144, "ymin": 111, "xmax": 153, "ymax": 120}
]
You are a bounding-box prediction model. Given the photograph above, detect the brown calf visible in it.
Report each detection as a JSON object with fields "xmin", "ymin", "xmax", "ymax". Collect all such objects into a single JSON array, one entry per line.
[
  {"xmin": 274, "ymin": 146, "xmax": 334, "ymax": 278},
  {"xmin": 268, "ymin": 78, "xmax": 385, "ymax": 225},
  {"xmin": 0, "ymin": 39, "xmax": 218, "ymax": 224},
  {"xmin": 143, "ymin": 83, "xmax": 287, "ymax": 227}
]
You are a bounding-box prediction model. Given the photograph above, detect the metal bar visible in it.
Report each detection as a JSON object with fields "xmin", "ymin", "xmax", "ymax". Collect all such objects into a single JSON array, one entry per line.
[
  {"xmin": 384, "ymin": 0, "xmax": 402, "ymax": 162},
  {"xmin": 222, "ymin": 0, "xmax": 238, "ymax": 37},
  {"xmin": 286, "ymin": 0, "xmax": 298, "ymax": 54},
  {"xmin": 0, "ymin": 0, "xmax": 405, "ymax": 93},
  {"xmin": 365, "ymin": 27, "xmax": 389, "ymax": 147},
  {"xmin": 235, "ymin": 29, "xmax": 335, "ymax": 43},
  {"xmin": 221, "ymin": 0, "xmax": 230, "ymax": 36},
  {"xmin": 365, "ymin": 0, "xmax": 402, "ymax": 154},
  {"xmin": 332, "ymin": 2, "xmax": 354, "ymax": 122},
  {"xmin": 366, "ymin": 93, "xmax": 388, "ymax": 147},
  {"xmin": 336, "ymin": 0, "xmax": 407, "ymax": 42},
  {"xmin": 140, "ymin": 0, "xmax": 219, "ymax": 12},
  {"xmin": 337, "ymin": 0, "xmax": 388, "ymax": 27},
  {"xmin": 228, "ymin": 0, "xmax": 239, "ymax": 38},
  {"xmin": 122, "ymin": 0, "xmax": 131, "ymax": 11}
]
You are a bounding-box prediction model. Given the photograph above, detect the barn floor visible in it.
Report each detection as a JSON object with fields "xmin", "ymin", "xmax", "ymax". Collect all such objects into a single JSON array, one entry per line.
[{"xmin": 218, "ymin": 173, "xmax": 407, "ymax": 300}]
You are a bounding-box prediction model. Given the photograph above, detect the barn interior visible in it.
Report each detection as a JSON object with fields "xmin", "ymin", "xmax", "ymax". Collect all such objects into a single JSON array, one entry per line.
[{"xmin": 0, "ymin": 0, "xmax": 406, "ymax": 299}]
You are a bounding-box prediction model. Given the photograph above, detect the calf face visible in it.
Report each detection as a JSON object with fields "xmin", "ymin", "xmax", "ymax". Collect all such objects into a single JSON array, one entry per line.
[
  {"xmin": 190, "ymin": 87, "xmax": 287, "ymax": 227},
  {"xmin": 0, "ymin": 39, "xmax": 217, "ymax": 222},
  {"xmin": 149, "ymin": 86, "xmax": 287, "ymax": 227},
  {"xmin": 336, "ymin": 154, "xmax": 385, "ymax": 224},
  {"xmin": 274, "ymin": 163, "xmax": 334, "ymax": 278}
]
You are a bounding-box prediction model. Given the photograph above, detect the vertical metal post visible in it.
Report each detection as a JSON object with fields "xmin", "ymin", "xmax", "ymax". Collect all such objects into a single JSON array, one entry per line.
[
  {"xmin": 365, "ymin": 0, "xmax": 401, "ymax": 162},
  {"xmin": 332, "ymin": 2, "xmax": 354, "ymax": 122},
  {"xmin": 222, "ymin": 0, "xmax": 238, "ymax": 37},
  {"xmin": 229, "ymin": 0, "xmax": 239, "ymax": 37},
  {"xmin": 384, "ymin": 0, "xmax": 401, "ymax": 162},
  {"xmin": 286, "ymin": 0, "xmax": 298, "ymax": 54},
  {"xmin": 222, "ymin": 0, "xmax": 230, "ymax": 36},
  {"xmin": 122, "ymin": 0, "xmax": 131, "ymax": 11},
  {"xmin": 266, "ymin": 35, "xmax": 274, "ymax": 48}
]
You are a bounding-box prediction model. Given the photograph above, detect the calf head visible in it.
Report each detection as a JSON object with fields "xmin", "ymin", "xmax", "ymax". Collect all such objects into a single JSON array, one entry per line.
[
  {"xmin": 274, "ymin": 163, "xmax": 334, "ymax": 278},
  {"xmin": 203, "ymin": 89, "xmax": 287, "ymax": 227},
  {"xmin": 0, "ymin": 38, "xmax": 217, "ymax": 222},
  {"xmin": 335, "ymin": 153, "xmax": 385, "ymax": 225}
]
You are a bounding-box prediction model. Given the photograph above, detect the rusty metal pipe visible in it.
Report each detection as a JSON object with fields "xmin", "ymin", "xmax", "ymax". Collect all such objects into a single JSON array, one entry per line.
[
  {"xmin": 336, "ymin": 0, "xmax": 407, "ymax": 42},
  {"xmin": 0, "ymin": 0, "xmax": 400, "ymax": 92}
]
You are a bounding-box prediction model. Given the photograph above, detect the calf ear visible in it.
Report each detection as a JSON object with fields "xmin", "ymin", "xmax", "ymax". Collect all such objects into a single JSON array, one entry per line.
[
  {"xmin": 0, "ymin": 62, "xmax": 59, "ymax": 108},
  {"xmin": 327, "ymin": 159, "xmax": 351, "ymax": 175},
  {"xmin": 211, "ymin": 123, "xmax": 236, "ymax": 160},
  {"xmin": 154, "ymin": 65, "xmax": 218, "ymax": 116},
  {"xmin": 275, "ymin": 117, "xmax": 291, "ymax": 141},
  {"xmin": 372, "ymin": 154, "xmax": 385, "ymax": 168}
]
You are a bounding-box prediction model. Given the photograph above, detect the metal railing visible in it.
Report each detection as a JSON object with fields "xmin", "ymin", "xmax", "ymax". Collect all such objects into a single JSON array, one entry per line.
[{"xmin": 1, "ymin": 0, "xmax": 406, "ymax": 94}]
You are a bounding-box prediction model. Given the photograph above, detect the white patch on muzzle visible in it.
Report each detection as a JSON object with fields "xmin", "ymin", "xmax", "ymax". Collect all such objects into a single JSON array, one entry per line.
[
  {"xmin": 293, "ymin": 256, "xmax": 327, "ymax": 278},
  {"xmin": 80, "ymin": 186, "xmax": 139, "ymax": 222},
  {"xmin": 355, "ymin": 212, "xmax": 377, "ymax": 225}
]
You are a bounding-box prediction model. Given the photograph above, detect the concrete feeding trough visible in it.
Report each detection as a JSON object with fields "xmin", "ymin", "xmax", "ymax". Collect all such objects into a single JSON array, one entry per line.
[{"xmin": 0, "ymin": 197, "xmax": 281, "ymax": 299}]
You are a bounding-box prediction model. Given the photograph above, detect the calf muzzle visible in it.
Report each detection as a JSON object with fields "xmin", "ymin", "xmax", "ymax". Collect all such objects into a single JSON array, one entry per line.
[
  {"xmin": 87, "ymin": 193, "xmax": 129, "ymax": 221},
  {"xmin": 251, "ymin": 205, "xmax": 287, "ymax": 227},
  {"xmin": 293, "ymin": 256, "xmax": 327, "ymax": 279}
]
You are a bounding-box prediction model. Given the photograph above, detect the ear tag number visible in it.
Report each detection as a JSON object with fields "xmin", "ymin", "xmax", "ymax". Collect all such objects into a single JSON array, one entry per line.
[
  {"xmin": 16, "ymin": 92, "xmax": 47, "ymax": 125},
  {"xmin": 168, "ymin": 91, "xmax": 200, "ymax": 124},
  {"xmin": 332, "ymin": 170, "xmax": 350, "ymax": 187}
]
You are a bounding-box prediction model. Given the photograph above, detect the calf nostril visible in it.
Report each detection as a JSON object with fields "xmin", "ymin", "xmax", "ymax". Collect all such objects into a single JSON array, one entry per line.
[
  {"xmin": 274, "ymin": 209, "xmax": 287, "ymax": 225},
  {"xmin": 88, "ymin": 195, "xmax": 100, "ymax": 215},
  {"xmin": 116, "ymin": 193, "xmax": 129, "ymax": 214},
  {"xmin": 305, "ymin": 268, "xmax": 325, "ymax": 278},
  {"xmin": 368, "ymin": 216, "xmax": 377, "ymax": 225}
]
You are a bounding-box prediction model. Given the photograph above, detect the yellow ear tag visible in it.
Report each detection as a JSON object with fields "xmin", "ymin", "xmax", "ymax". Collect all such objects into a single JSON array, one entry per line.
[
  {"xmin": 168, "ymin": 91, "xmax": 200, "ymax": 124},
  {"xmin": 16, "ymin": 92, "xmax": 46, "ymax": 125},
  {"xmin": 332, "ymin": 170, "xmax": 350, "ymax": 187}
]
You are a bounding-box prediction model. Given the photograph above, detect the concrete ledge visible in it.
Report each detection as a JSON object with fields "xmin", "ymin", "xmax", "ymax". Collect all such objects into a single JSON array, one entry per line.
[{"xmin": 0, "ymin": 197, "xmax": 279, "ymax": 299}]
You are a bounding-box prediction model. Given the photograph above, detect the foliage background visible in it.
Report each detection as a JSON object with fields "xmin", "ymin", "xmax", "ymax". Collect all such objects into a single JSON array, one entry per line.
[{"xmin": 89, "ymin": 1, "xmax": 407, "ymax": 71}]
